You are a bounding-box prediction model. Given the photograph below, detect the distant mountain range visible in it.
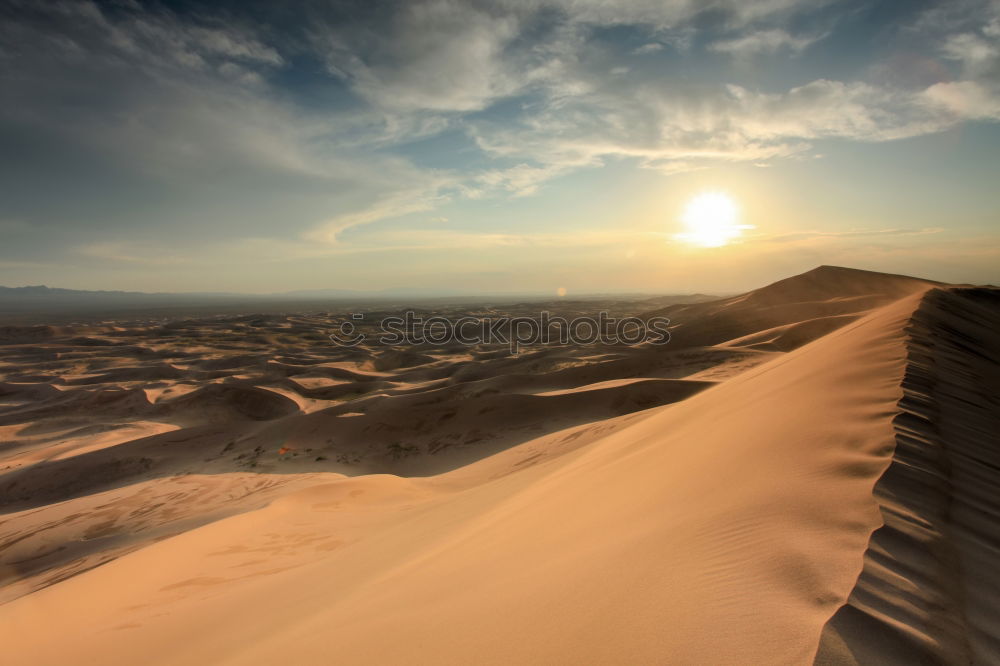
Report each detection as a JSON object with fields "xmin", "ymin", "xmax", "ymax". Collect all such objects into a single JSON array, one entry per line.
[{"xmin": 0, "ymin": 284, "xmax": 373, "ymax": 306}]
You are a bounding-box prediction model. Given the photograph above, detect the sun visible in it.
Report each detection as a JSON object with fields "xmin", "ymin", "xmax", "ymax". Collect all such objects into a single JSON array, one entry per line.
[{"xmin": 676, "ymin": 192, "xmax": 748, "ymax": 247}]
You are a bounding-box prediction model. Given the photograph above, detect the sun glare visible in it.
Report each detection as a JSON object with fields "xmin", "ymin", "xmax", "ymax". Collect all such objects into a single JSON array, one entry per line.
[{"xmin": 676, "ymin": 192, "xmax": 747, "ymax": 247}]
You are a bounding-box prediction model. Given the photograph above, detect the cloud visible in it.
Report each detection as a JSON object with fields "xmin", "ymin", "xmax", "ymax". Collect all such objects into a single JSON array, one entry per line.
[
  {"xmin": 941, "ymin": 32, "xmax": 999, "ymax": 71},
  {"xmin": 76, "ymin": 241, "xmax": 191, "ymax": 265},
  {"xmin": 317, "ymin": 2, "xmax": 524, "ymax": 112},
  {"xmin": 509, "ymin": 0, "xmax": 840, "ymax": 30},
  {"xmin": 749, "ymin": 227, "xmax": 946, "ymax": 245},
  {"xmin": 907, "ymin": 0, "xmax": 1000, "ymax": 121},
  {"xmin": 725, "ymin": 80, "xmax": 952, "ymax": 141},
  {"xmin": 0, "ymin": 1, "xmax": 460, "ymax": 252},
  {"xmin": 309, "ymin": 0, "xmax": 844, "ymax": 115},
  {"xmin": 295, "ymin": 227, "xmax": 659, "ymax": 255},
  {"xmin": 465, "ymin": 77, "xmax": 956, "ymax": 180},
  {"xmin": 467, "ymin": 163, "xmax": 573, "ymax": 198},
  {"xmin": 632, "ymin": 42, "xmax": 663, "ymax": 55},
  {"xmin": 709, "ymin": 29, "xmax": 827, "ymax": 56},
  {"xmin": 924, "ymin": 80, "xmax": 1000, "ymax": 119},
  {"xmin": 193, "ymin": 226, "xmax": 659, "ymax": 268},
  {"xmin": 304, "ymin": 177, "xmax": 454, "ymax": 243}
]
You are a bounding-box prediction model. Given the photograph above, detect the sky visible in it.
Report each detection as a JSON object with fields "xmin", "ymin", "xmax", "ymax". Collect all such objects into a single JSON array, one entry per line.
[{"xmin": 1, "ymin": 0, "xmax": 999, "ymax": 295}]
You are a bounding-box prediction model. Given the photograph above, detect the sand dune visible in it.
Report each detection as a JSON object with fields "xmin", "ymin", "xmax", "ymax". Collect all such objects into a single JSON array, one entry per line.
[
  {"xmin": 153, "ymin": 384, "xmax": 302, "ymax": 423},
  {"xmin": 1, "ymin": 266, "xmax": 997, "ymax": 664},
  {"xmin": 642, "ymin": 265, "xmax": 935, "ymax": 349}
]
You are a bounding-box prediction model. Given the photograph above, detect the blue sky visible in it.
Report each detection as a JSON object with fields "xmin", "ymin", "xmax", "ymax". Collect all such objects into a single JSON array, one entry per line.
[{"xmin": 1, "ymin": 0, "xmax": 998, "ymax": 294}]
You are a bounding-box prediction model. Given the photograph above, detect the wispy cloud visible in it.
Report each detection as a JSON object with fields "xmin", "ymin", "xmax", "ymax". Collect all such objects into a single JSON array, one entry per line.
[
  {"xmin": 748, "ymin": 227, "xmax": 947, "ymax": 245},
  {"xmin": 76, "ymin": 241, "xmax": 191, "ymax": 265},
  {"xmin": 632, "ymin": 43, "xmax": 663, "ymax": 55},
  {"xmin": 709, "ymin": 29, "xmax": 828, "ymax": 56}
]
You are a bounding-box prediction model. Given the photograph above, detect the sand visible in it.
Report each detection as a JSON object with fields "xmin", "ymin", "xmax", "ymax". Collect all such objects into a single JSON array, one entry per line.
[{"xmin": 1, "ymin": 266, "xmax": 997, "ymax": 664}]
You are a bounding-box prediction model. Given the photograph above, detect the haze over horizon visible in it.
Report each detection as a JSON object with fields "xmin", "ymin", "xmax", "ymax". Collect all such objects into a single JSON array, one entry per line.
[
  {"xmin": 0, "ymin": 264, "xmax": 964, "ymax": 301},
  {"xmin": 2, "ymin": 0, "xmax": 1000, "ymax": 294}
]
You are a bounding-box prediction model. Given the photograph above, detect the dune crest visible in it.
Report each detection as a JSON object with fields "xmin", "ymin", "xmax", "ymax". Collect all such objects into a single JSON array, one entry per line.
[{"xmin": 816, "ymin": 287, "xmax": 1000, "ymax": 665}]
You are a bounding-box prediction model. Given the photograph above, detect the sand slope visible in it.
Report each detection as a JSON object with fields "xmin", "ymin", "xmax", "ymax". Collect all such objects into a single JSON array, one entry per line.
[
  {"xmin": 0, "ymin": 281, "xmax": 930, "ymax": 664},
  {"xmin": 643, "ymin": 265, "xmax": 934, "ymax": 349},
  {"xmin": 815, "ymin": 287, "xmax": 1000, "ymax": 665}
]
